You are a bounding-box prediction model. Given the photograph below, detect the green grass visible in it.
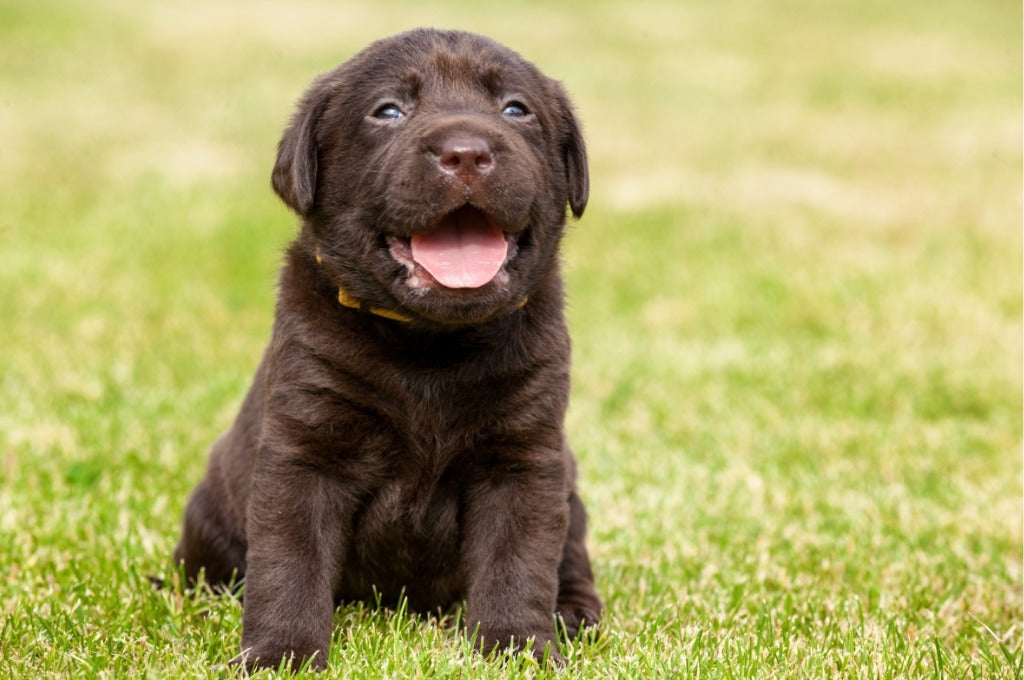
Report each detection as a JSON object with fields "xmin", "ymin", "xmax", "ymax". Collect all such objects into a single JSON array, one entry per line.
[{"xmin": 1, "ymin": 0, "xmax": 1020, "ymax": 677}]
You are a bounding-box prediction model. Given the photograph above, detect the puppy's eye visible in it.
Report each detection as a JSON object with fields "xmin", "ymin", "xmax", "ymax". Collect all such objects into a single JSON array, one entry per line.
[
  {"xmin": 501, "ymin": 101, "xmax": 529, "ymax": 118},
  {"xmin": 373, "ymin": 103, "xmax": 405, "ymax": 120}
]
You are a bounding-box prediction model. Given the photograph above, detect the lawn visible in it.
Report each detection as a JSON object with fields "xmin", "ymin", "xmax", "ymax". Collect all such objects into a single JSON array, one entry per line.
[{"xmin": 1, "ymin": 0, "xmax": 1020, "ymax": 677}]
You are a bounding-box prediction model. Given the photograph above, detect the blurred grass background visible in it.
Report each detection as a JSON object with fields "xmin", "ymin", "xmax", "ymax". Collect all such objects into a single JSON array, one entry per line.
[{"xmin": 0, "ymin": 0, "xmax": 1020, "ymax": 677}]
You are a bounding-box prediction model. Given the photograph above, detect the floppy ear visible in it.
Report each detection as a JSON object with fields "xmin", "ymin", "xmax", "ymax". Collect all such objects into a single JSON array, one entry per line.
[
  {"xmin": 558, "ymin": 90, "xmax": 590, "ymax": 219},
  {"xmin": 271, "ymin": 74, "xmax": 333, "ymax": 216}
]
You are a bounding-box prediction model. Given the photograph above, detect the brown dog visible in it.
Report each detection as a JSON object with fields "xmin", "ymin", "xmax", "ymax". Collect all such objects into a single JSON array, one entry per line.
[{"xmin": 173, "ymin": 29, "xmax": 601, "ymax": 670}]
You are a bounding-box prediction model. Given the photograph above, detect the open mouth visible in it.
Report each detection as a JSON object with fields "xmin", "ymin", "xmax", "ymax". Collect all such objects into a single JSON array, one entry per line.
[{"xmin": 387, "ymin": 206, "xmax": 517, "ymax": 290}]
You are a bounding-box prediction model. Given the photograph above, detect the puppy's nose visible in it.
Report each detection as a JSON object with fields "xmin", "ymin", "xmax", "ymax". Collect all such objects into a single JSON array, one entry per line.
[{"xmin": 437, "ymin": 136, "xmax": 493, "ymax": 184}]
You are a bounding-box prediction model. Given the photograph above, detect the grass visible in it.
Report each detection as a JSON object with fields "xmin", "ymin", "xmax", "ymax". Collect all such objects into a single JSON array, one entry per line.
[{"xmin": 0, "ymin": 0, "xmax": 1020, "ymax": 677}]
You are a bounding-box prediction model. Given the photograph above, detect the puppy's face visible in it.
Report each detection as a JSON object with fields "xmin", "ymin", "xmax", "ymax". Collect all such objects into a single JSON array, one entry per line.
[{"xmin": 272, "ymin": 30, "xmax": 588, "ymax": 326}]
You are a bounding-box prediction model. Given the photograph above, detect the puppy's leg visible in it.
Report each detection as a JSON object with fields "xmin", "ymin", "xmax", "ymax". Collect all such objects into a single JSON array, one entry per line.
[
  {"xmin": 554, "ymin": 491, "xmax": 602, "ymax": 638},
  {"xmin": 238, "ymin": 465, "xmax": 349, "ymax": 672},
  {"xmin": 174, "ymin": 476, "xmax": 247, "ymax": 588},
  {"xmin": 463, "ymin": 460, "xmax": 569, "ymax": 664}
]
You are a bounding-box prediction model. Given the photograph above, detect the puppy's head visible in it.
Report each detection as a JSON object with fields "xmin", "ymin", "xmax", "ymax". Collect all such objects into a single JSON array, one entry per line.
[{"xmin": 272, "ymin": 29, "xmax": 588, "ymax": 327}]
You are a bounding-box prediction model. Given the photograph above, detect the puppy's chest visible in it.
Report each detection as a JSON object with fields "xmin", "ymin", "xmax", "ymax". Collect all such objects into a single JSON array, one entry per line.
[
  {"xmin": 338, "ymin": 364, "xmax": 519, "ymax": 565},
  {"xmin": 345, "ymin": 398, "xmax": 487, "ymax": 558},
  {"xmin": 345, "ymin": 450, "xmax": 466, "ymax": 596},
  {"xmin": 357, "ymin": 459, "xmax": 460, "ymax": 539}
]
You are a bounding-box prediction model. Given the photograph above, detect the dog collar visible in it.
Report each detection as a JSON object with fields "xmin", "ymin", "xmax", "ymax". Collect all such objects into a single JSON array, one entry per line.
[
  {"xmin": 315, "ymin": 246, "xmax": 526, "ymax": 324},
  {"xmin": 314, "ymin": 246, "xmax": 415, "ymax": 323},
  {"xmin": 336, "ymin": 285, "xmax": 416, "ymax": 323}
]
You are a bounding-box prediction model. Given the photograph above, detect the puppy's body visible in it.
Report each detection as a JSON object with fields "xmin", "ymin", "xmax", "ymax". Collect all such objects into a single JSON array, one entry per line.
[{"xmin": 174, "ymin": 29, "xmax": 601, "ymax": 670}]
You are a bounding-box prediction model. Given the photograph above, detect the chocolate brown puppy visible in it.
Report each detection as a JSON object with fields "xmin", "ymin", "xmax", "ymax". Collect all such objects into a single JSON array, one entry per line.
[{"xmin": 173, "ymin": 28, "xmax": 601, "ymax": 671}]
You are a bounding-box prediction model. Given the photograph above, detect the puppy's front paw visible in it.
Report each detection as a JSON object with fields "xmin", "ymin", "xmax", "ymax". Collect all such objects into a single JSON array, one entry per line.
[
  {"xmin": 555, "ymin": 602, "xmax": 601, "ymax": 640},
  {"xmin": 230, "ymin": 643, "xmax": 327, "ymax": 673},
  {"xmin": 474, "ymin": 625, "xmax": 564, "ymax": 666}
]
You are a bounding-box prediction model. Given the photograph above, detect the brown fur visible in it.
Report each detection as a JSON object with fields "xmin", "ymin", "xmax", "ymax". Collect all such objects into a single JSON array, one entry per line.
[{"xmin": 173, "ymin": 29, "xmax": 601, "ymax": 671}]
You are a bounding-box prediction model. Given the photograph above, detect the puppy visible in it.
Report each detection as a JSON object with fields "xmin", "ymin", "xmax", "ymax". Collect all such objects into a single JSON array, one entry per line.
[{"xmin": 174, "ymin": 28, "xmax": 601, "ymax": 671}]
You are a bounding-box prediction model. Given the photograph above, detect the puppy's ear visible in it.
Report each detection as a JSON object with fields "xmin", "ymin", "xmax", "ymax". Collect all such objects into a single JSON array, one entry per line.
[
  {"xmin": 557, "ymin": 89, "xmax": 590, "ymax": 219},
  {"xmin": 271, "ymin": 74, "xmax": 333, "ymax": 216}
]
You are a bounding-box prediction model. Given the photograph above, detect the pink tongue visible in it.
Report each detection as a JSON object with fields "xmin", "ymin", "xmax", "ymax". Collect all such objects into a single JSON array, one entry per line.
[{"xmin": 410, "ymin": 210, "xmax": 508, "ymax": 289}]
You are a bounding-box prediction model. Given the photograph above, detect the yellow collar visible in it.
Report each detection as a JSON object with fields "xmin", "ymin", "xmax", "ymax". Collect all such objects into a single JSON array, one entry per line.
[
  {"xmin": 315, "ymin": 246, "xmax": 415, "ymax": 323},
  {"xmin": 336, "ymin": 285, "xmax": 416, "ymax": 323},
  {"xmin": 316, "ymin": 245, "xmax": 526, "ymax": 324}
]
